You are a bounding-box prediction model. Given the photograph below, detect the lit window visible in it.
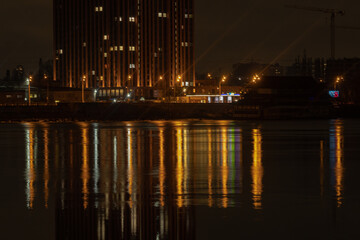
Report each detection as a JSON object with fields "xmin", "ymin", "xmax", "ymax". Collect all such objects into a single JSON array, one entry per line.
[
  {"xmin": 104, "ymin": 35, "xmax": 108, "ymax": 40},
  {"xmin": 99, "ymin": 6, "xmax": 103, "ymax": 12},
  {"xmin": 114, "ymin": 46, "xmax": 118, "ymax": 51},
  {"xmin": 92, "ymin": 70, "xmax": 96, "ymax": 75},
  {"xmin": 83, "ymin": 42, "xmax": 86, "ymax": 47},
  {"xmin": 119, "ymin": 46, "xmax": 123, "ymax": 51},
  {"xmin": 129, "ymin": 46, "xmax": 135, "ymax": 51},
  {"xmin": 110, "ymin": 46, "xmax": 114, "ymax": 51},
  {"xmin": 129, "ymin": 17, "xmax": 135, "ymax": 22},
  {"xmin": 129, "ymin": 64, "xmax": 135, "ymax": 69},
  {"xmin": 59, "ymin": 49, "xmax": 63, "ymax": 54},
  {"xmin": 104, "ymin": 52, "xmax": 107, "ymax": 57}
]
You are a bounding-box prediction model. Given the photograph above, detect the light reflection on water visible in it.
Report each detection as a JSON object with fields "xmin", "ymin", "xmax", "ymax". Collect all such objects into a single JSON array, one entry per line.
[{"xmin": 16, "ymin": 120, "xmax": 357, "ymax": 239}]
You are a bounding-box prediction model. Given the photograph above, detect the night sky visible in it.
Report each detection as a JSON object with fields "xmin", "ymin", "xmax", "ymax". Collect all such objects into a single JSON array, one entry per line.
[{"xmin": 1, "ymin": 0, "xmax": 360, "ymax": 76}]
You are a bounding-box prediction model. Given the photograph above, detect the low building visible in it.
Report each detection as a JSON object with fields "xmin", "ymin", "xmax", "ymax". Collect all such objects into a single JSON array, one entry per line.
[{"xmin": 48, "ymin": 88, "xmax": 95, "ymax": 103}]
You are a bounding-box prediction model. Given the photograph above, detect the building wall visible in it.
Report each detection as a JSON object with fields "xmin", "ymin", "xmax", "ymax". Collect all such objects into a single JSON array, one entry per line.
[{"xmin": 53, "ymin": 0, "xmax": 195, "ymax": 94}]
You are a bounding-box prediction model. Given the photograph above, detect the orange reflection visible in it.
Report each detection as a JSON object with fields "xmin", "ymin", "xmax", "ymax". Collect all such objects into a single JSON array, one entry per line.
[
  {"xmin": 335, "ymin": 121, "xmax": 344, "ymax": 208},
  {"xmin": 43, "ymin": 127, "xmax": 49, "ymax": 208},
  {"xmin": 25, "ymin": 124, "xmax": 35, "ymax": 209},
  {"xmin": 80, "ymin": 124, "xmax": 89, "ymax": 209},
  {"xmin": 127, "ymin": 128, "xmax": 134, "ymax": 209},
  {"xmin": 251, "ymin": 128, "xmax": 263, "ymax": 210},
  {"xmin": 159, "ymin": 129, "xmax": 165, "ymax": 207},
  {"xmin": 208, "ymin": 129, "xmax": 213, "ymax": 207},
  {"xmin": 176, "ymin": 128, "xmax": 184, "ymax": 207},
  {"xmin": 221, "ymin": 128, "xmax": 228, "ymax": 208}
]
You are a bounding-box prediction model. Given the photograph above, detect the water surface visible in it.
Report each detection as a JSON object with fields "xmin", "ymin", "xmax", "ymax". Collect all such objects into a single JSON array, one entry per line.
[{"xmin": 1, "ymin": 120, "xmax": 360, "ymax": 239}]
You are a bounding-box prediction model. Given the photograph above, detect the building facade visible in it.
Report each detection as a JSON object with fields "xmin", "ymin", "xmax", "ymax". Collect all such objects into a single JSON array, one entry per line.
[{"xmin": 53, "ymin": 0, "xmax": 195, "ymax": 99}]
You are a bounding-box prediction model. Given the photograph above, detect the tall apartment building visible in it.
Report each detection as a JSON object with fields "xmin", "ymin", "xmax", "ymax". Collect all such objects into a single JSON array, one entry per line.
[{"xmin": 53, "ymin": 0, "xmax": 195, "ymax": 99}]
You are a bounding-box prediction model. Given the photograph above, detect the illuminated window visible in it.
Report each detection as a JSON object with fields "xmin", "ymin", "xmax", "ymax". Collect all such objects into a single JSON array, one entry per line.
[
  {"xmin": 129, "ymin": 17, "xmax": 135, "ymax": 22},
  {"xmin": 104, "ymin": 52, "xmax": 107, "ymax": 57},
  {"xmin": 104, "ymin": 35, "xmax": 108, "ymax": 40},
  {"xmin": 129, "ymin": 64, "xmax": 135, "ymax": 69},
  {"xmin": 119, "ymin": 46, "xmax": 124, "ymax": 51},
  {"xmin": 129, "ymin": 46, "xmax": 135, "ymax": 51},
  {"xmin": 158, "ymin": 12, "xmax": 167, "ymax": 18}
]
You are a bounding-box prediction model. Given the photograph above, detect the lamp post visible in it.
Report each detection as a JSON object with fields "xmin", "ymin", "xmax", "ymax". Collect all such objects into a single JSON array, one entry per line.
[
  {"xmin": 28, "ymin": 76, "xmax": 32, "ymax": 106},
  {"xmin": 44, "ymin": 74, "xmax": 49, "ymax": 104},
  {"xmin": 219, "ymin": 76, "xmax": 226, "ymax": 95},
  {"xmin": 82, "ymin": 75, "xmax": 86, "ymax": 103},
  {"xmin": 334, "ymin": 76, "xmax": 343, "ymax": 90},
  {"xmin": 175, "ymin": 75, "xmax": 182, "ymax": 100}
]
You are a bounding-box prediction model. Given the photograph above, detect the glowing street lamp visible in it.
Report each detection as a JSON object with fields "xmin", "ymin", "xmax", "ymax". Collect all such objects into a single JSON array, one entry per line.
[
  {"xmin": 28, "ymin": 76, "xmax": 33, "ymax": 105},
  {"xmin": 334, "ymin": 76, "xmax": 343, "ymax": 89},
  {"xmin": 252, "ymin": 74, "xmax": 261, "ymax": 83},
  {"xmin": 81, "ymin": 75, "xmax": 86, "ymax": 103},
  {"xmin": 219, "ymin": 76, "xmax": 226, "ymax": 95}
]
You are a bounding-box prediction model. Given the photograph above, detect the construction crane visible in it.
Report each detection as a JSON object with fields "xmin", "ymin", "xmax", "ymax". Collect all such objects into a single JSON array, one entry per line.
[{"xmin": 285, "ymin": 4, "xmax": 345, "ymax": 59}]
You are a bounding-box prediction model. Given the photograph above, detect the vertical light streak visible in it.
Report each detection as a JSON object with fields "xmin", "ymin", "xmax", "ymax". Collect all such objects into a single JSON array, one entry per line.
[
  {"xmin": 208, "ymin": 128, "xmax": 213, "ymax": 207},
  {"xmin": 43, "ymin": 127, "xmax": 49, "ymax": 208},
  {"xmin": 335, "ymin": 121, "xmax": 344, "ymax": 208},
  {"xmin": 176, "ymin": 128, "xmax": 184, "ymax": 207},
  {"xmin": 159, "ymin": 129, "xmax": 165, "ymax": 207},
  {"xmin": 93, "ymin": 127, "xmax": 99, "ymax": 208},
  {"xmin": 113, "ymin": 135, "xmax": 118, "ymax": 194},
  {"xmin": 127, "ymin": 128, "xmax": 133, "ymax": 208},
  {"xmin": 183, "ymin": 128, "xmax": 189, "ymax": 207},
  {"xmin": 81, "ymin": 124, "xmax": 89, "ymax": 209},
  {"xmin": 320, "ymin": 140, "xmax": 324, "ymax": 198},
  {"xmin": 221, "ymin": 128, "xmax": 228, "ymax": 208},
  {"xmin": 251, "ymin": 128, "xmax": 263, "ymax": 210},
  {"xmin": 25, "ymin": 124, "xmax": 35, "ymax": 209}
]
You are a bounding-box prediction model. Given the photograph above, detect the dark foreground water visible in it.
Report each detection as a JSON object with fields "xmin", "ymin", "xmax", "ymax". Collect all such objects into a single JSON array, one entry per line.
[{"xmin": 0, "ymin": 119, "xmax": 360, "ymax": 239}]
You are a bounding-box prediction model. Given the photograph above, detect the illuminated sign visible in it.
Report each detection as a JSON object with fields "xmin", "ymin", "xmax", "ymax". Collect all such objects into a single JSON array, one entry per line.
[{"xmin": 329, "ymin": 91, "xmax": 340, "ymax": 98}]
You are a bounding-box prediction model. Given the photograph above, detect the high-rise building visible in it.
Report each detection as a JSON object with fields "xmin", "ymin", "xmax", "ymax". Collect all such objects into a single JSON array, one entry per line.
[{"xmin": 53, "ymin": 0, "xmax": 195, "ymax": 99}]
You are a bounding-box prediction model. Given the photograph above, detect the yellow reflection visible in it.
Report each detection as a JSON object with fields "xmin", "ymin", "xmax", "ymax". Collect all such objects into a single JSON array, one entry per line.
[
  {"xmin": 208, "ymin": 129, "xmax": 213, "ymax": 207},
  {"xmin": 159, "ymin": 129, "xmax": 165, "ymax": 207},
  {"xmin": 251, "ymin": 128, "xmax": 263, "ymax": 210},
  {"xmin": 43, "ymin": 127, "xmax": 49, "ymax": 208},
  {"xmin": 176, "ymin": 128, "xmax": 184, "ymax": 207},
  {"xmin": 221, "ymin": 128, "xmax": 228, "ymax": 208},
  {"xmin": 127, "ymin": 128, "xmax": 134, "ymax": 209},
  {"xmin": 25, "ymin": 124, "xmax": 35, "ymax": 209},
  {"xmin": 81, "ymin": 124, "xmax": 89, "ymax": 209},
  {"xmin": 335, "ymin": 121, "xmax": 344, "ymax": 208}
]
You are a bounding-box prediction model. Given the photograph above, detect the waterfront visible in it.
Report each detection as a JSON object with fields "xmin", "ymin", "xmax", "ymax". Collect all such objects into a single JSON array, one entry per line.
[{"xmin": 1, "ymin": 120, "xmax": 360, "ymax": 239}]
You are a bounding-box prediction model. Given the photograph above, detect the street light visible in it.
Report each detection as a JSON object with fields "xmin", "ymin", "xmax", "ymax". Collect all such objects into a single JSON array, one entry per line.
[
  {"xmin": 219, "ymin": 76, "xmax": 226, "ymax": 95},
  {"xmin": 252, "ymin": 74, "xmax": 261, "ymax": 83},
  {"xmin": 28, "ymin": 76, "xmax": 32, "ymax": 106},
  {"xmin": 82, "ymin": 75, "xmax": 86, "ymax": 103},
  {"xmin": 44, "ymin": 74, "xmax": 49, "ymax": 104},
  {"xmin": 334, "ymin": 76, "xmax": 343, "ymax": 89}
]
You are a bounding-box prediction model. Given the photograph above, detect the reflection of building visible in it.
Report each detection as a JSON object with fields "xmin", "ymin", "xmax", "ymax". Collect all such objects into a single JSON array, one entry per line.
[{"xmin": 53, "ymin": 0, "xmax": 195, "ymax": 99}]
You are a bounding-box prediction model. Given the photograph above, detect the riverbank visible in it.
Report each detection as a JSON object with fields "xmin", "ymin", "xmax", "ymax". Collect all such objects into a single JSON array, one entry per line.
[{"xmin": 0, "ymin": 102, "xmax": 355, "ymax": 122}]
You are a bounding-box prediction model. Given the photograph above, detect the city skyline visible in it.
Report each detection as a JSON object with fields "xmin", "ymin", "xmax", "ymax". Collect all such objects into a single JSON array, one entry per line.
[{"xmin": 1, "ymin": 0, "xmax": 360, "ymax": 76}]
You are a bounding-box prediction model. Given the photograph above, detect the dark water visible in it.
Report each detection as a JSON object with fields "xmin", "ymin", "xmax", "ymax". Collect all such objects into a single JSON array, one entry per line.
[{"xmin": 1, "ymin": 119, "xmax": 360, "ymax": 239}]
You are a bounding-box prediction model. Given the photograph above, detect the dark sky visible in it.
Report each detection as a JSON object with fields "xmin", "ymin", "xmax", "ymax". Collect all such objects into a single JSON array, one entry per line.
[{"xmin": 1, "ymin": 0, "xmax": 360, "ymax": 76}]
